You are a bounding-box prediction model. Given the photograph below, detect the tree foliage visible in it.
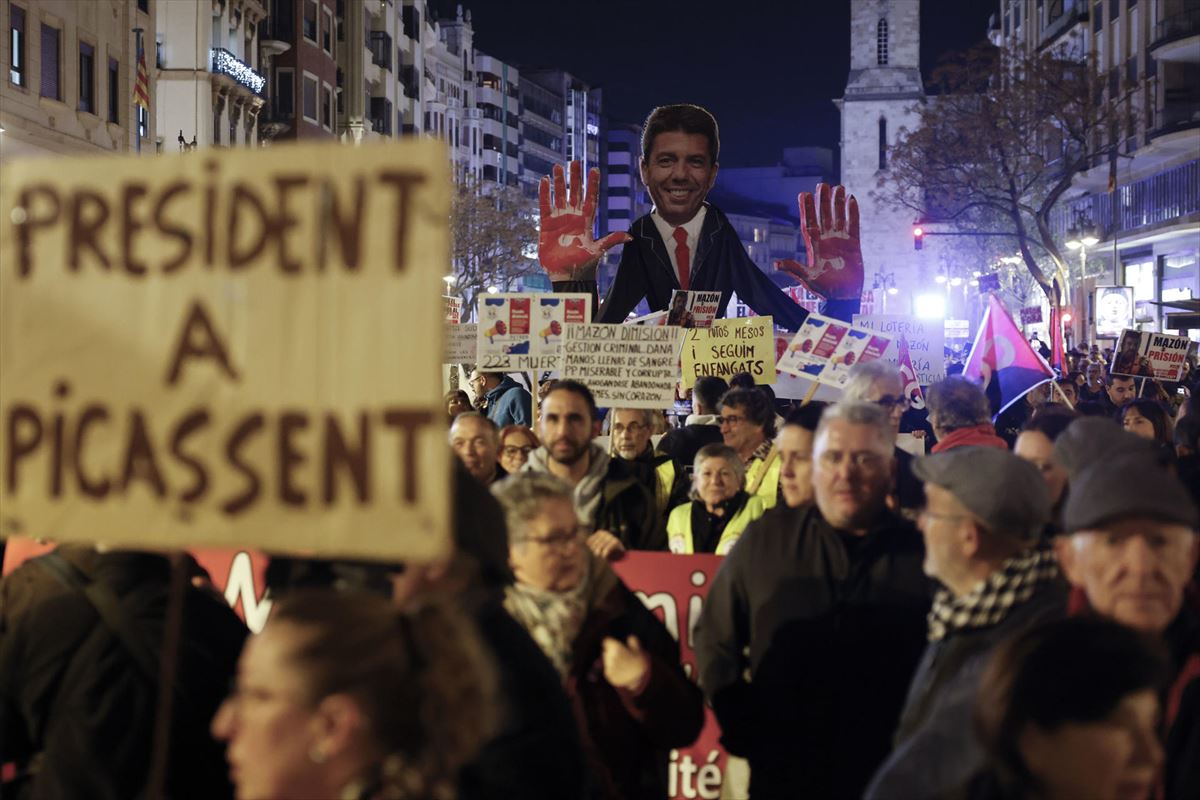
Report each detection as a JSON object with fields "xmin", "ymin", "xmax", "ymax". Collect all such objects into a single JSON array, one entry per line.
[
  {"xmin": 450, "ymin": 178, "xmax": 539, "ymax": 318},
  {"xmin": 883, "ymin": 43, "xmax": 1128, "ymax": 305}
]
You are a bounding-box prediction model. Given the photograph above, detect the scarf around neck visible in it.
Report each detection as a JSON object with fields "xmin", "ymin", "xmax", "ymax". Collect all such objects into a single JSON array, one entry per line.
[
  {"xmin": 503, "ymin": 555, "xmax": 596, "ymax": 680},
  {"xmin": 927, "ymin": 546, "xmax": 1060, "ymax": 642}
]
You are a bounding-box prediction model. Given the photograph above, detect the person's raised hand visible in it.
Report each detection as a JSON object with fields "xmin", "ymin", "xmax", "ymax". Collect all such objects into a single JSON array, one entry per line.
[
  {"xmin": 587, "ymin": 530, "xmax": 626, "ymax": 562},
  {"xmin": 538, "ymin": 160, "xmax": 632, "ymax": 283},
  {"xmin": 601, "ymin": 635, "xmax": 650, "ymax": 692},
  {"xmin": 774, "ymin": 183, "xmax": 865, "ymax": 302}
]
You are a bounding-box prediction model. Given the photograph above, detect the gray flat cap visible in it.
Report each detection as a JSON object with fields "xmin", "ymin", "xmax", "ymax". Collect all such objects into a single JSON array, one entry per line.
[
  {"xmin": 913, "ymin": 446, "xmax": 1050, "ymax": 539},
  {"xmin": 1061, "ymin": 453, "xmax": 1199, "ymax": 532},
  {"xmin": 1053, "ymin": 417, "xmax": 1161, "ymax": 478}
]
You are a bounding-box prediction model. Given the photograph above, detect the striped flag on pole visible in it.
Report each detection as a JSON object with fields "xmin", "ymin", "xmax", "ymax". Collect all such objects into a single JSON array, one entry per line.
[{"xmin": 134, "ymin": 36, "xmax": 150, "ymax": 111}]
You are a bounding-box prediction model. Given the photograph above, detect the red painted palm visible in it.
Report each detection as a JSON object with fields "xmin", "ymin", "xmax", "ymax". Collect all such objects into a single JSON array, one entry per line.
[
  {"xmin": 774, "ymin": 183, "xmax": 865, "ymax": 302},
  {"xmin": 538, "ymin": 160, "xmax": 632, "ymax": 282}
]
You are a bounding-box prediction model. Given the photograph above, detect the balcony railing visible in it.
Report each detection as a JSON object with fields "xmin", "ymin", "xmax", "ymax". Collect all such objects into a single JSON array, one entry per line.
[
  {"xmin": 1150, "ymin": 101, "xmax": 1200, "ymax": 139},
  {"xmin": 1050, "ymin": 159, "xmax": 1200, "ymax": 240},
  {"xmin": 368, "ymin": 31, "xmax": 392, "ymax": 71},
  {"xmin": 1153, "ymin": 9, "xmax": 1200, "ymax": 48},
  {"xmin": 210, "ymin": 48, "xmax": 265, "ymax": 94}
]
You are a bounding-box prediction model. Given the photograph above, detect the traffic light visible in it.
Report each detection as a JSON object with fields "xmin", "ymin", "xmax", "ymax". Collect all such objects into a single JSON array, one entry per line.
[{"xmin": 913, "ymin": 226, "xmax": 924, "ymax": 250}]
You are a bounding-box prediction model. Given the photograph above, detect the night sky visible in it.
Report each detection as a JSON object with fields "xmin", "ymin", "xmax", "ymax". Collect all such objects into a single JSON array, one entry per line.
[{"xmin": 436, "ymin": 0, "xmax": 998, "ymax": 168}]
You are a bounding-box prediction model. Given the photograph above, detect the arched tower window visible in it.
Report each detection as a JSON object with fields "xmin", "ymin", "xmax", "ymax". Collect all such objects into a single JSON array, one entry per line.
[
  {"xmin": 878, "ymin": 117, "xmax": 888, "ymax": 170},
  {"xmin": 877, "ymin": 18, "xmax": 889, "ymax": 66}
]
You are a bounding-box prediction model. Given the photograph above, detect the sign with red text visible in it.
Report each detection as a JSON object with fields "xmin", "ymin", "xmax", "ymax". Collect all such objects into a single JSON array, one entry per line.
[
  {"xmin": 1110, "ymin": 328, "xmax": 1193, "ymax": 381},
  {"xmin": 613, "ymin": 552, "xmax": 729, "ymax": 800},
  {"xmin": 778, "ymin": 313, "xmax": 893, "ymax": 389},
  {"xmin": 476, "ymin": 293, "xmax": 591, "ymax": 372},
  {"xmin": 0, "ymin": 140, "xmax": 452, "ymax": 561},
  {"xmin": 667, "ymin": 290, "xmax": 723, "ymax": 329}
]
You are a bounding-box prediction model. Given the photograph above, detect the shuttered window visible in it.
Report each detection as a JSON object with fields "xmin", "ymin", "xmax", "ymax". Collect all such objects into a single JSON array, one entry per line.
[{"xmin": 40, "ymin": 23, "xmax": 59, "ymax": 99}]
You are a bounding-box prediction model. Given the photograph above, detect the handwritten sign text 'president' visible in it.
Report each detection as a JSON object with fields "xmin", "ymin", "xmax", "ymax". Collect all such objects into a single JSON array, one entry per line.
[{"xmin": 0, "ymin": 140, "xmax": 452, "ymax": 562}]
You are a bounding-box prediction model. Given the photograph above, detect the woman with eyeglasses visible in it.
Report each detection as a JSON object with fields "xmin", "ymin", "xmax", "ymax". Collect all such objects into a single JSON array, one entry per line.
[
  {"xmin": 497, "ymin": 424, "xmax": 540, "ymax": 474},
  {"xmin": 492, "ymin": 472, "xmax": 704, "ymax": 800},
  {"xmin": 665, "ymin": 443, "xmax": 767, "ymax": 554}
]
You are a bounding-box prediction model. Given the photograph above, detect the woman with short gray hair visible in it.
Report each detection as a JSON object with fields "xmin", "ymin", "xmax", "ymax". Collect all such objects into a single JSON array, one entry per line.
[{"xmin": 665, "ymin": 444, "xmax": 766, "ymax": 555}]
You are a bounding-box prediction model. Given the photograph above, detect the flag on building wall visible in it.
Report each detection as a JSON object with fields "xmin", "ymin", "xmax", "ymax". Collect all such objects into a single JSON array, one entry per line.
[
  {"xmin": 964, "ymin": 294, "xmax": 1054, "ymax": 417},
  {"xmin": 134, "ymin": 37, "xmax": 150, "ymax": 111}
]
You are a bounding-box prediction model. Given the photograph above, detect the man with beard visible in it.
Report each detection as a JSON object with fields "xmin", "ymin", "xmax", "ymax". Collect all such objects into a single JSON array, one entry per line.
[
  {"xmin": 693, "ymin": 402, "xmax": 930, "ymax": 799},
  {"xmin": 610, "ymin": 408, "xmax": 689, "ymax": 531},
  {"xmin": 524, "ymin": 381, "xmax": 660, "ymax": 561},
  {"xmin": 535, "ymin": 104, "xmax": 864, "ymax": 328}
]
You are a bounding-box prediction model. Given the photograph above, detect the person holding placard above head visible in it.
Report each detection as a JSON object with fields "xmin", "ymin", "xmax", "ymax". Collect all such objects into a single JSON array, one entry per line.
[
  {"xmin": 536, "ymin": 104, "xmax": 865, "ymax": 328},
  {"xmin": 665, "ymin": 444, "xmax": 767, "ymax": 555}
]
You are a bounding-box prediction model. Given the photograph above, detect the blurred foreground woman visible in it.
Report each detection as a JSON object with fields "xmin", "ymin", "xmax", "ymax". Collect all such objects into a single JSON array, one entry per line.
[
  {"xmin": 212, "ymin": 589, "xmax": 497, "ymax": 800},
  {"xmin": 966, "ymin": 616, "xmax": 1166, "ymax": 800}
]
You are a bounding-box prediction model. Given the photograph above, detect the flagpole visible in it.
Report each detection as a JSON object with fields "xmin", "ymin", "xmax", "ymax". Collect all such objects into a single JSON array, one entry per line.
[{"xmin": 133, "ymin": 27, "xmax": 143, "ymax": 155}]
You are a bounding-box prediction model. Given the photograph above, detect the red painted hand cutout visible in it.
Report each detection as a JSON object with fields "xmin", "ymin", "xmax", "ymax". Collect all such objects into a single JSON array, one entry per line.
[
  {"xmin": 538, "ymin": 160, "xmax": 632, "ymax": 282},
  {"xmin": 774, "ymin": 183, "xmax": 865, "ymax": 302}
]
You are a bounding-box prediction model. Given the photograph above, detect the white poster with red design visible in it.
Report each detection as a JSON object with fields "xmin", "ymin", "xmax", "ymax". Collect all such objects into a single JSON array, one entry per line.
[
  {"xmin": 777, "ymin": 313, "xmax": 892, "ymax": 389},
  {"xmin": 475, "ymin": 293, "xmax": 590, "ymax": 372}
]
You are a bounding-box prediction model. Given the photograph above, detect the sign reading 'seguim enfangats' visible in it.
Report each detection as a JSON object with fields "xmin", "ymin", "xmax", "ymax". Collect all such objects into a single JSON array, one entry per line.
[{"xmin": 0, "ymin": 141, "xmax": 452, "ymax": 562}]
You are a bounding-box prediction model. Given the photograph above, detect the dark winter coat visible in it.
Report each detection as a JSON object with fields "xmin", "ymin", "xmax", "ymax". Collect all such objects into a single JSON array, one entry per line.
[
  {"xmin": 694, "ymin": 503, "xmax": 931, "ymax": 799},
  {"xmin": 0, "ymin": 551, "xmax": 247, "ymax": 800},
  {"xmin": 567, "ymin": 557, "xmax": 705, "ymax": 800},
  {"xmin": 865, "ymin": 578, "xmax": 1068, "ymax": 800}
]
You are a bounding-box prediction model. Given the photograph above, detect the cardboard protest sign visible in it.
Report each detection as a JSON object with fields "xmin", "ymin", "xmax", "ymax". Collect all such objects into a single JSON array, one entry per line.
[
  {"xmin": 443, "ymin": 295, "xmax": 462, "ymax": 324},
  {"xmin": 444, "ymin": 322, "xmax": 478, "ymax": 363},
  {"xmin": 853, "ymin": 314, "xmax": 946, "ymax": 387},
  {"xmin": 680, "ymin": 316, "xmax": 775, "ymax": 388},
  {"xmin": 666, "ymin": 290, "xmax": 723, "ymax": 328},
  {"xmin": 778, "ymin": 314, "xmax": 892, "ymax": 388},
  {"xmin": 476, "ymin": 292, "xmax": 590, "ymax": 371},
  {"xmin": 0, "ymin": 140, "xmax": 451, "ymax": 562},
  {"xmin": 1020, "ymin": 306, "xmax": 1043, "ymax": 325},
  {"xmin": 1110, "ymin": 329, "xmax": 1193, "ymax": 381},
  {"xmin": 561, "ymin": 324, "xmax": 682, "ymax": 409}
]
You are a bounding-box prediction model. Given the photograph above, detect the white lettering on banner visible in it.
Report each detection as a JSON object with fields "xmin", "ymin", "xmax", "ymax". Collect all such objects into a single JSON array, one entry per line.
[
  {"xmin": 669, "ymin": 750, "xmax": 723, "ymax": 800},
  {"xmin": 223, "ymin": 551, "xmax": 273, "ymax": 633}
]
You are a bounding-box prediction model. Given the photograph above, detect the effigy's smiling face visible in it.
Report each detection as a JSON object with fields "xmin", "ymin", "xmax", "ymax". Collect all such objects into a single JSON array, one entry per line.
[{"xmin": 640, "ymin": 131, "xmax": 718, "ymax": 227}]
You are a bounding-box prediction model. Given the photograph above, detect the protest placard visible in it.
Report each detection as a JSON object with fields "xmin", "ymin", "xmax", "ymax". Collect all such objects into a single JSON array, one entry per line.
[
  {"xmin": 443, "ymin": 295, "xmax": 462, "ymax": 324},
  {"xmin": 444, "ymin": 322, "xmax": 478, "ymax": 363},
  {"xmin": 778, "ymin": 314, "xmax": 892, "ymax": 389},
  {"xmin": 476, "ymin": 292, "xmax": 590, "ymax": 372},
  {"xmin": 680, "ymin": 316, "xmax": 775, "ymax": 388},
  {"xmin": 561, "ymin": 323, "xmax": 682, "ymax": 409},
  {"xmin": 1110, "ymin": 328, "xmax": 1193, "ymax": 381},
  {"xmin": 667, "ymin": 290, "xmax": 724, "ymax": 328},
  {"xmin": 0, "ymin": 140, "xmax": 451, "ymax": 562},
  {"xmin": 1020, "ymin": 306, "xmax": 1043, "ymax": 325},
  {"xmin": 853, "ymin": 314, "xmax": 946, "ymax": 386}
]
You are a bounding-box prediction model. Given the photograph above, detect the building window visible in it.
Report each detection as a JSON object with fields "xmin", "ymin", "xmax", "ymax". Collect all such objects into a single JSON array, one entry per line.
[
  {"xmin": 9, "ymin": 3, "xmax": 25, "ymax": 86},
  {"xmin": 137, "ymin": 0, "xmax": 148, "ymax": 13},
  {"xmin": 138, "ymin": 105, "xmax": 148, "ymax": 138},
  {"xmin": 303, "ymin": 0, "xmax": 318, "ymax": 42},
  {"xmin": 78, "ymin": 41, "xmax": 95, "ymax": 113},
  {"xmin": 322, "ymin": 7, "xmax": 333, "ymax": 53},
  {"xmin": 107, "ymin": 56, "xmax": 119, "ymax": 122},
  {"xmin": 321, "ymin": 83, "xmax": 332, "ymax": 129},
  {"xmin": 878, "ymin": 117, "xmax": 888, "ymax": 170},
  {"xmin": 302, "ymin": 73, "xmax": 318, "ymax": 122},
  {"xmin": 275, "ymin": 67, "xmax": 293, "ymax": 116},
  {"xmin": 40, "ymin": 23, "xmax": 60, "ymax": 99},
  {"xmin": 877, "ymin": 18, "xmax": 889, "ymax": 66}
]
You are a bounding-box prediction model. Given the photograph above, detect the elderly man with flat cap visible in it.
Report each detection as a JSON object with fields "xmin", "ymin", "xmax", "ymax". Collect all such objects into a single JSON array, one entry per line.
[
  {"xmin": 866, "ymin": 447, "xmax": 1067, "ymax": 800},
  {"xmin": 1055, "ymin": 450, "xmax": 1200, "ymax": 800}
]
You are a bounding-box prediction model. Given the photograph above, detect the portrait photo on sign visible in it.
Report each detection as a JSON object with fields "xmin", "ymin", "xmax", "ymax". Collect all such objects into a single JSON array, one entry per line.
[
  {"xmin": 1110, "ymin": 329, "xmax": 1149, "ymax": 377},
  {"xmin": 1094, "ymin": 286, "xmax": 1134, "ymax": 338}
]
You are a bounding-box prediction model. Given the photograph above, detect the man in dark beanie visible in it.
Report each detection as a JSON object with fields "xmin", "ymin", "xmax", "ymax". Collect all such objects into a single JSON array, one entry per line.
[
  {"xmin": 1055, "ymin": 452, "xmax": 1199, "ymax": 799},
  {"xmin": 866, "ymin": 448, "xmax": 1067, "ymax": 799}
]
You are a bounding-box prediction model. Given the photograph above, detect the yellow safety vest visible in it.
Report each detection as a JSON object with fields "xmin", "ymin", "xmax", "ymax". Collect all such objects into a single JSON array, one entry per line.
[
  {"xmin": 744, "ymin": 447, "xmax": 781, "ymax": 510},
  {"xmin": 666, "ymin": 495, "xmax": 768, "ymax": 555},
  {"xmin": 654, "ymin": 460, "xmax": 676, "ymax": 516}
]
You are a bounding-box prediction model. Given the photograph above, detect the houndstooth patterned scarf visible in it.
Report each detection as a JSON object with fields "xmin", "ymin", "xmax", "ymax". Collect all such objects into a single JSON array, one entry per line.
[
  {"xmin": 504, "ymin": 557, "xmax": 594, "ymax": 680},
  {"xmin": 927, "ymin": 546, "xmax": 1060, "ymax": 642}
]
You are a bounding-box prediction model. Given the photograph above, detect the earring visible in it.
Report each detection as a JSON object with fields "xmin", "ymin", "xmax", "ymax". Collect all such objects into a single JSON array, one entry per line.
[{"xmin": 308, "ymin": 744, "xmax": 328, "ymax": 764}]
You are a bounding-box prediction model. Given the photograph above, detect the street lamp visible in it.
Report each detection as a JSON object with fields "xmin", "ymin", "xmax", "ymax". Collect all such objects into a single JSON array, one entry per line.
[{"xmin": 934, "ymin": 267, "xmax": 947, "ymax": 284}]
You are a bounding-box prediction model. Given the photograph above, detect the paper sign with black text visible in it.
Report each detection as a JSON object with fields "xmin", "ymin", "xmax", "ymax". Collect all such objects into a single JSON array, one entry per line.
[
  {"xmin": 680, "ymin": 316, "xmax": 776, "ymax": 388},
  {"xmin": 853, "ymin": 314, "xmax": 946, "ymax": 387},
  {"xmin": 561, "ymin": 323, "xmax": 683, "ymax": 409},
  {"xmin": 444, "ymin": 322, "xmax": 478, "ymax": 363},
  {"xmin": 0, "ymin": 140, "xmax": 452, "ymax": 561},
  {"xmin": 476, "ymin": 293, "xmax": 590, "ymax": 372}
]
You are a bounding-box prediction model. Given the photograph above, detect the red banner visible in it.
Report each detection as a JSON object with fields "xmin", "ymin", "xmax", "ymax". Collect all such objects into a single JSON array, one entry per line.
[{"xmin": 3, "ymin": 542, "xmax": 730, "ymax": 799}]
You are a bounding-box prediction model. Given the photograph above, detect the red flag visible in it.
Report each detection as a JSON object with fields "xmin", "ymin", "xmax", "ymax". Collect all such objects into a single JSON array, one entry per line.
[
  {"xmin": 964, "ymin": 295, "xmax": 1054, "ymax": 416},
  {"xmin": 897, "ymin": 336, "xmax": 925, "ymax": 410},
  {"xmin": 134, "ymin": 38, "xmax": 150, "ymax": 111},
  {"xmin": 1049, "ymin": 306, "xmax": 1064, "ymax": 374}
]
